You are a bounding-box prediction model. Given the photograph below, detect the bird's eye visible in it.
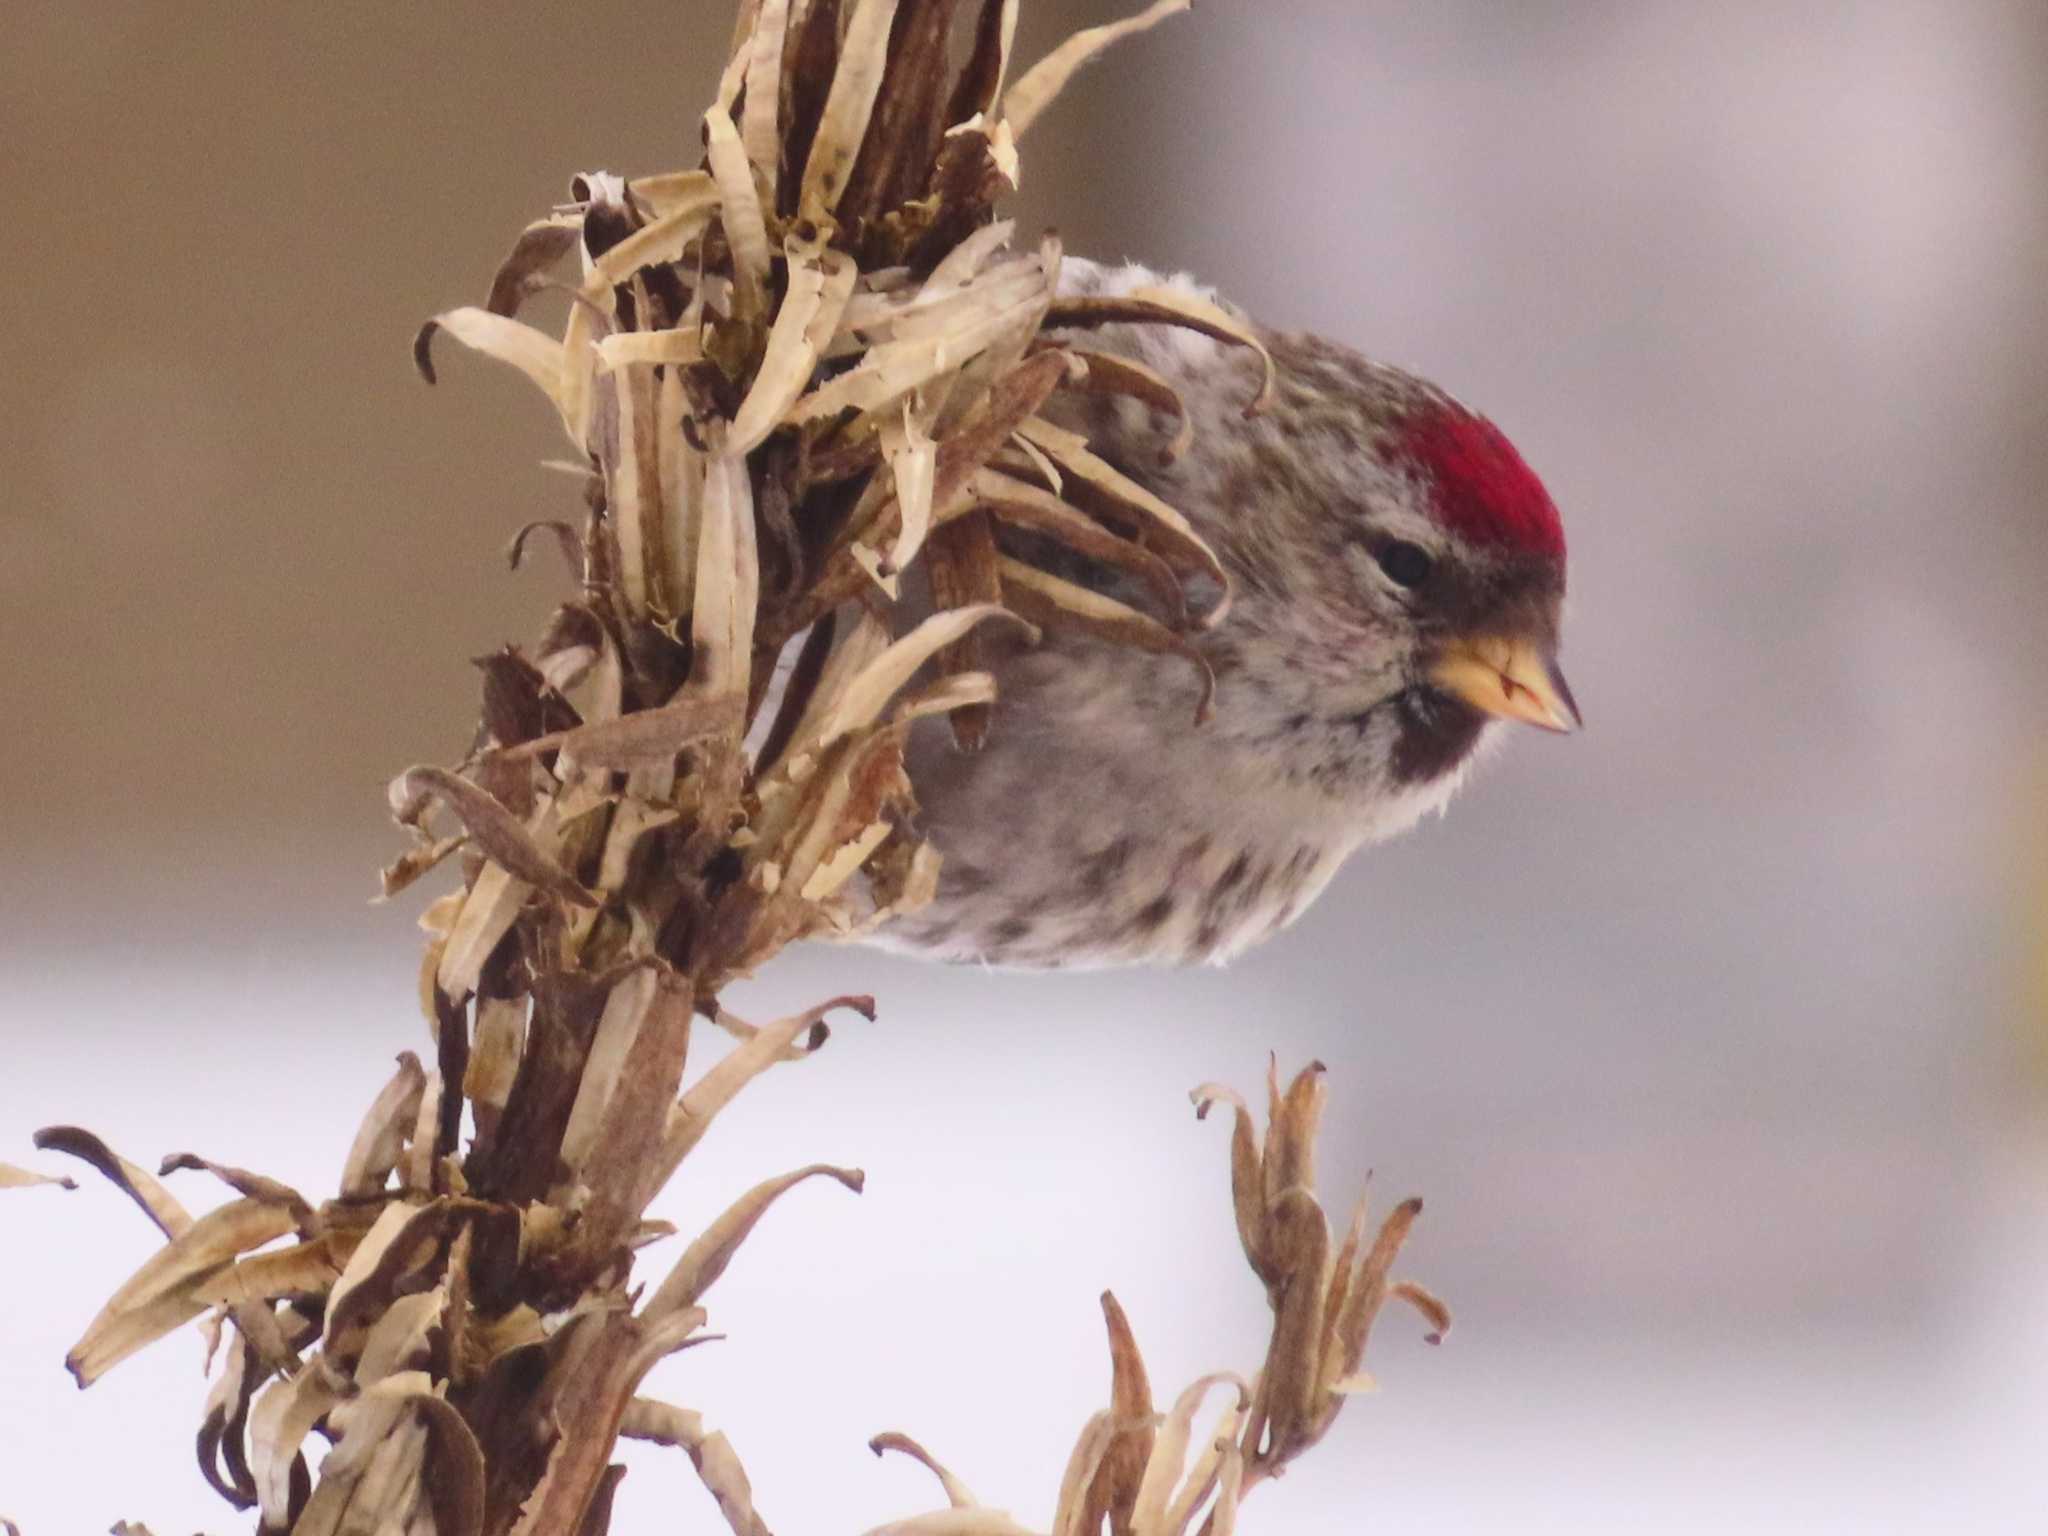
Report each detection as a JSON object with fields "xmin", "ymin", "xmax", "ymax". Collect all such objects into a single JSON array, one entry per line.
[{"xmin": 1376, "ymin": 540, "xmax": 1434, "ymax": 588}]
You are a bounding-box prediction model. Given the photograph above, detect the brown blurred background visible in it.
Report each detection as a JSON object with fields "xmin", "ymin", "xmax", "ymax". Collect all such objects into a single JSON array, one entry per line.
[{"xmin": 5, "ymin": 3, "xmax": 2047, "ymax": 1530}]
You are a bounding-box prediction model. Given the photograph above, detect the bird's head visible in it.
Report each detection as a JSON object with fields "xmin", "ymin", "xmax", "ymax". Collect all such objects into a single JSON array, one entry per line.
[{"xmin": 1192, "ymin": 332, "xmax": 1577, "ymax": 807}]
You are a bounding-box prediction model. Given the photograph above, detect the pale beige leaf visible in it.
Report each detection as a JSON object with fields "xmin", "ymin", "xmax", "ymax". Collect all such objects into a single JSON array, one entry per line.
[
  {"xmin": 1131, "ymin": 1373, "xmax": 1246, "ymax": 1536},
  {"xmin": 814, "ymin": 604, "xmax": 1033, "ymax": 749},
  {"xmin": 798, "ymin": 0, "xmax": 901, "ymax": 221},
  {"xmin": 883, "ymin": 405, "xmax": 938, "ymax": 574},
  {"xmin": 248, "ymin": 1365, "xmax": 344, "ymax": 1530},
  {"xmin": 869, "ymin": 1432, "xmax": 982, "ymax": 1509},
  {"xmin": 582, "ymin": 180, "xmax": 722, "ymax": 302},
  {"xmin": 646, "ymin": 1163, "xmax": 863, "ymax": 1322},
  {"xmin": 926, "ymin": 219, "xmax": 1017, "ymax": 295},
  {"xmin": 464, "ymin": 996, "xmax": 527, "ymax": 1122},
  {"xmin": 356, "ymin": 1287, "xmax": 446, "ymax": 1386},
  {"xmin": 690, "ymin": 443, "xmax": 761, "ymax": 708},
  {"xmin": 657, "ymin": 997, "xmax": 875, "ymax": 1183},
  {"xmin": 415, "ymin": 307, "xmax": 564, "ymax": 402},
  {"xmin": 1160, "ymin": 1399, "xmax": 1249, "ymax": 1536},
  {"xmin": 657, "ymin": 364, "xmax": 701, "ymax": 611},
  {"xmin": 705, "ymin": 102, "xmax": 771, "ymax": 320},
  {"xmin": 340, "ymin": 1052, "xmax": 427, "ymax": 1199},
  {"xmin": 435, "ymin": 860, "xmax": 527, "ymax": 999},
  {"xmin": 741, "ymin": 0, "xmax": 795, "ymax": 180},
  {"xmin": 730, "ymin": 236, "xmax": 858, "ymax": 455},
  {"xmin": 625, "ymin": 169, "xmax": 717, "ymax": 217},
  {"xmin": 794, "ymin": 276, "xmax": 1049, "ymax": 424},
  {"xmin": 802, "ymin": 820, "xmax": 893, "ymax": 901},
  {"xmin": 0, "ymin": 1163, "xmax": 73, "ymax": 1191},
  {"xmin": 1003, "ymin": 0, "xmax": 1189, "ymax": 138},
  {"xmin": 1049, "ymin": 1411, "xmax": 1117, "ymax": 1536},
  {"xmin": 594, "ymin": 329, "xmax": 706, "ymax": 373},
  {"xmin": 559, "ymin": 966, "xmax": 660, "ymax": 1173}
]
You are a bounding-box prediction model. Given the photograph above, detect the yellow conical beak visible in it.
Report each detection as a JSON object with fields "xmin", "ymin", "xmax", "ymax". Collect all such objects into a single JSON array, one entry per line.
[{"xmin": 1428, "ymin": 635, "xmax": 1581, "ymax": 734}]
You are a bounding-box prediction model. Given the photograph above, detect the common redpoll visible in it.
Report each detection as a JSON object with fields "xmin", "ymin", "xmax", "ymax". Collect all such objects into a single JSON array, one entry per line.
[{"xmin": 877, "ymin": 260, "xmax": 1579, "ymax": 968}]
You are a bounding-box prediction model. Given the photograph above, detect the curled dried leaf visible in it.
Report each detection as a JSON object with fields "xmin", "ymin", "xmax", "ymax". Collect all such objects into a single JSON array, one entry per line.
[
  {"xmin": 34, "ymin": 1125, "xmax": 191, "ymax": 1239},
  {"xmin": 0, "ymin": 1162, "xmax": 74, "ymax": 1191},
  {"xmin": 869, "ymin": 1432, "xmax": 981, "ymax": 1510},
  {"xmin": 1045, "ymin": 286, "xmax": 1275, "ymax": 416},
  {"xmin": 645, "ymin": 1162, "xmax": 864, "ymax": 1321},
  {"xmin": 1002, "ymin": 0, "xmax": 1190, "ymax": 138}
]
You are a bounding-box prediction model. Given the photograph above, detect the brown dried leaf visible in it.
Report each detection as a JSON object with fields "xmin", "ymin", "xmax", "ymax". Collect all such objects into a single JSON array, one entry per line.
[
  {"xmin": 487, "ymin": 218, "xmax": 581, "ymax": 317},
  {"xmin": 1061, "ymin": 345, "xmax": 1193, "ymax": 463},
  {"xmin": 1045, "ymin": 288, "xmax": 1275, "ymax": 416},
  {"xmin": 946, "ymin": 0, "xmax": 1020, "ymax": 127},
  {"xmin": 1327, "ymin": 1197, "xmax": 1424, "ymax": 1405},
  {"xmin": 970, "ymin": 468, "xmax": 1185, "ymax": 624},
  {"xmin": 196, "ymin": 1330, "xmax": 263, "ymax": 1509},
  {"xmin": 1012, "ymin": 416, "xmax": 1227, "ymax": 609},
  {"xmin": 1265, "ymin": 1061, "xmax": 1326, "ymax": 1207},
  {"xmin": 1388, "ymin": 1279, "xmax": 1452, "ymax": 1346},
  {"xmin": 1086, "ymin": 1291, "xmax": 1155, "ymax": 1536},
  {"xmin": 1189, "ymin": 1084, "xmax": 1272, "ymax": 1291},
  {"xmin": 578, "ymin": 969, "xmax": 697, "ymax": 1235},
  {"xmin": 393, "ymin": 767, "xmax": 598, "ymax": 909},
  {"xmin": 1258, "ymin": 1187, "xmax": 1332, "ymax": 1462},
  {"xmin": 378, "ymin": 833, "xmax": 467, "ymax": 900},
  {"xmin": 497, "ymin": 687, "xmax": 743, "ymax": 772},
  {"xmin": 248, "ymin": 1376, "xmax": 339, "ymax": 1536}
]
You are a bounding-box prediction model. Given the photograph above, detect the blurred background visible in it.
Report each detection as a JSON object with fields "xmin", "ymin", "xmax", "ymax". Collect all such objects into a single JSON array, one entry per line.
[{"xmin": 4, "ymin": 1, "xmax": 2046, "ymax": 1529}]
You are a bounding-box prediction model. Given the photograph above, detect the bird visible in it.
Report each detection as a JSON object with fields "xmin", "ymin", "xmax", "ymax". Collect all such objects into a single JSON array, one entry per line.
[{"xmin": 867, "ymin": 258, "xmax": 1579, "ymax": 969}]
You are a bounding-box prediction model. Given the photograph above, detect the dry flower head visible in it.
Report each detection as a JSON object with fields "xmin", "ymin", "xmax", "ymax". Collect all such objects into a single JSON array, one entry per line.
[{"xmin": 12, "ymin": 4, "xmax": 1437, "ymax": 1533}]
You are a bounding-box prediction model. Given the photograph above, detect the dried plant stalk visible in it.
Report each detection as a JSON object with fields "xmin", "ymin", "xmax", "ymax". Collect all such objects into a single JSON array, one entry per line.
[{"xmin": 19, "ymin": 5, "xmax": 1439, "ymax": 1533}]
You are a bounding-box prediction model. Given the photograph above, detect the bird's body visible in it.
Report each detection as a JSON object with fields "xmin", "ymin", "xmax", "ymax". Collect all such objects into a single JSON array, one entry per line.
[{"xmin": 869, "ymin": 260, "xmax": 1578, "ymax": 968}]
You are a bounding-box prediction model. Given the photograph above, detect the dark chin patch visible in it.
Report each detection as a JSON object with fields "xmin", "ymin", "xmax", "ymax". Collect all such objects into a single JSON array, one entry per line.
[{"xmin": 1390, "ymin": 687, "xmax": 1488, "ymax": 786}]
